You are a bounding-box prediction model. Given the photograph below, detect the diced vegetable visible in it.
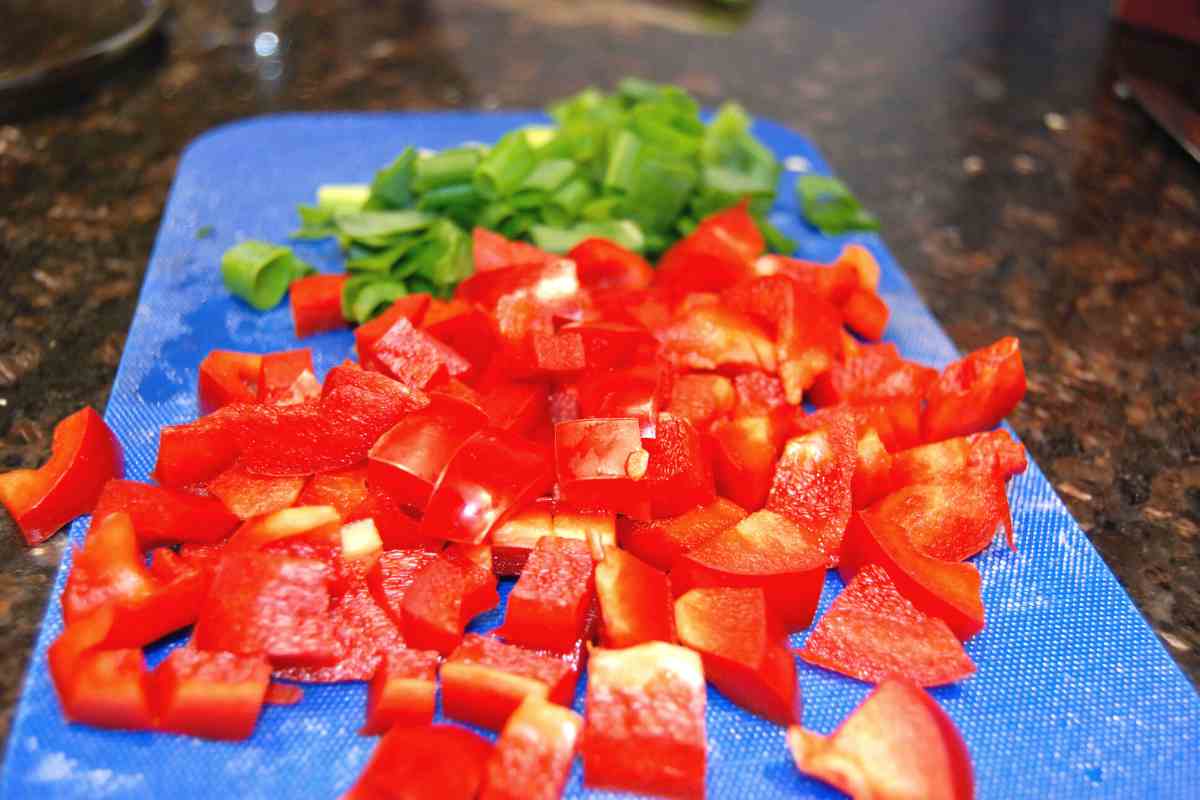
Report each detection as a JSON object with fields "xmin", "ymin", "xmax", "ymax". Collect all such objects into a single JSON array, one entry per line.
[
  {"xmin": 479, "ymin": 696, "xmax": 583, "ymax": 800},
  {"xmin": 221, "ymin": 240, "xmax": 315, "ymax": 310}
]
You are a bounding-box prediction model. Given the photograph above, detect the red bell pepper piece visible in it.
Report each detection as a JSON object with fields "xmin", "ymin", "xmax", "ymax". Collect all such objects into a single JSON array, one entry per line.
[
  {"xmin": 809, "ymin": 344, "xmax": 938, "ymax": 408},
  {"xmin": 568, "ymin": 236, "xmax": 654, "ymax": 290},
  {"xmin": 838, "ymin": 395, "xmax": 924, "ymax": 452},
  {"xmin": 923, "ymin": 336, "xmax": 1027, "ymax": 442},
  {"xmin": 766, "ymin": 414, "xmax": 857, "ymax": 565},
  {"xmin": 500, "ymin": 536, "xmax": 595, "ymax": 653},
  {"xmin": 758, "ymin": 254, "xmax": 860, "ymax": 307},
  {"xmin": 672, "ymin": 509, "xmax": 826, "ymax": 632},
  {"xmin": 839, "ymin": 509, "xmax": 985, "ymax": 640},
  {"xmin": 445, "ymin": 543, "xmax": 500, "ymax": 618},
  {"xmin": 422, "ymin": 299, "xmax": 500, "ymax": 378},
  {"xmin": 198, "ymin": 350, "xmax": 262, "ymax": 413},
  {"xmin": 0, "ymin": 406, "xmax": 122, "ymax": 545},
  {"xmin": 641, "ymin": 413, "xmax": 715, "ymax": 518},
  {"xmin": 479, "ymin": 696, "xmax": 584, "ymax": 800},
  {"xmin": 264, "ymin": 683, "xmax": 304, "ymax": 705},
  {"xmin": 479, "ymin": 381, "xmax": 549, "ymax": 436},
  {"xmin": 368, "ymin": 391, "xmax": 488, "ymax": 511},
  {"xmin": 787, "ymin": 679, "xmax": 974, "ymax": 800},
  {"xmin": 154, "ymin": 403, "xmax": 254, "ymax": 488},
  {"xmin": 344, "ymin": 723, "xmax": 493, "ymax": 800},
  {"xmin": 456, "ymin": 258, "xmax": 579, "ymax": 311},
  {"xmin": 709, "ymin": 414, "xmax": 788, "ymax": 511},
  {"xmin": 576, "ymin": 363, "xmax": 665, "ymax": 438},
  {"xmin": 852, "ymin": 427, "xmax": 894, "ymax": 509},
  {"xmin": 590, "ymin": 286, "xmax": 675, "ymax": 332},
  {"xmin": 89, "ymin": 479, "xmax": 238, "ymax": 548},
  {"xmin": 667, "ymin": 373, "xmax": 736, "ymax": 430},
  {"xmin": 842, "ymin": 287, "xmax": 890, "ymax": 341},
  {"xmin": 151, "ymin": 648, "xmax": 271, "ymax": 740},
  {"xmin": 559, "ymin": 321, "xmax": 658, "ymax": 371},
  {"xmin": 869, "ymin": 474, "xmax": 1014, "ymax": 559},
  {"xmin": 618, "ymin": 497, "xmax": 747, "ymax": 572},
  {"xmin": 674, "ymin": 586, "xmax": 798, "ymax": 724},
  {"xmin": 594, "ymin": 547, "xmax": 674, "ymax": 648},
  {"xmin": 551, "ymin": 507, "xmax": 617, "ymax": 551},
  {"xmin": 836, "ymin": 243, "xmax": 882, "ymax": 290},
  {"xmin": 490, "ymin": 500, "xmax": 555, "ymax": 576},
  {"xmin": 888, "ymin": 430, "xmax": 1027, "ymax": 491},
  {"xmin": 296, "ymin": 463, "xmax": 369, "ymax": 518},
  {"xmin": 348, "ymin": 488, "xmax": 438, "ymax": 550},
  {"xmin": 367, "ymin": 316, "xmax": 473, "ymax": 388},
  {"xmin": 193, "ymin": 550, "xmax": 342, "ymax": 667},
  {"xmin": 441, "ymin": 634, "xmax": 575, "ymax": 731},
  {"xmin": 966, "ymin": 430, "xmax": 1028, "ymax": 480},
  {"xmin": 658, "ymin": 303, "xmax": 777, "ymax": 373},
  {"xmin": 223, "ymin": 505, "xmax": 342, "ymax": 552},
  {"xmin": 402, "ymin": 550, "xmax": 498, "ymax": 656},
  {"xmin": 655, "ymin": 201, "xmax": 762, "ymax": 294},
  {"xmin": 48, "ymin": 605, "xmax": 152, "ymax": 731},
  {"xmin": 290, "ymin": 273, "xmax": 349, "ymax": 339},
  {"xmin": 799, "ymin": 564, "xmax": 976, "ymax": 687},
  {"xmin": 96, "ymin": 548, "xmax": 211, "ymax": 649},
  {"xmin": 208, "ymin": 463, "xmax": 306, "ymax": 519},
  {"xmin": 474, "ymin": 226, "xmax": 557, "ymax": 272},
  {"xmin": 583, "ymin": 641, "xmax": 707, "ymax": 799},
  {"xmin": 733, "ymin": 371, "xmax": 788, "ymax": 417},
  {"xmin": 354, "ymin": 293, "xmax": 432, "ymax": 368},
  {"xmin": 367, "ymin": 548, "xmax": 440, "ymax": 623},
  {"xmin": 554, "ymin": 417, "xmax": 649, "ymax": 518},
  {"xmin": 360, "ymin": 649, "xmax": 441, "ymax": 735},
  {"xmin": 257, "ymin": 348, "xmax": 318, "ymax": 404},
  {"xmin": 420, "ymin": 427, "xmax": 554, "ymax": 544},
  {"xmin": 62, "ymin": 511, "xmax": 156, "ymax": 623}
]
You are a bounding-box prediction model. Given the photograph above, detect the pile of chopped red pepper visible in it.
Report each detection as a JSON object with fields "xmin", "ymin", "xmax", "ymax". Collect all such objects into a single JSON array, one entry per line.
[{"xmin": 0, "ymin": 199, "xmax": 1028, "ymax": 800}]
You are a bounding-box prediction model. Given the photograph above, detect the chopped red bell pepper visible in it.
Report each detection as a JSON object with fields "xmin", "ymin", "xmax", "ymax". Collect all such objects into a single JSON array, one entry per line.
[
  {"xmin": 594, "ymin": 547, "xmax": 674, "ymax": 648},
  {"xmin": 500, "ymin": 536, "xmax": 595, "ymax": 653},
  {"xmin": 62, "ymin": 511, "xmax": 156, "ymax": 623},
  {"xmin": 888, "ymin": 430, "xmax": 1026, "ymax": 492},
  {"xmin": 672, "ymin": 509, "xmax": 826, "ymax": 632},
  {"xmin": 366, "ymin": 316, "xmax": 474, "ymax": 389},
  {"xmin": 401, "ymin": 557, "xmax": 472, "ymax": 656},
  {"xmin": 568, "ymin": 236, "xmax": 654, "ymax": 290},
  {"xmin": 344, "ymin": 723, "xmax": 493, "ymax": 800},
  {"xmin": 198, "ymin": 350, "xmax": 262, "ymax": 413},
  {"xmin": 360, "ymin": 649, "xmax": 441, "ymax": 735},
  {"xmin": 192, "ymin": 550, "xmax": 342, "ymax": 667},
  {"xmin": 658, "ymin": 303, "xmax": 777, "ymax": 373},
  {"xmin": 456, "ymin": 258, "xmax": 579, "ymax": 312},
  {"xmin": 709, "ymin": 414, "xmax": 788, "ymax": 511},
  {"xmin": 798, "ymin": 564, "xmax": 976, "ymax": 687},
  {"xmin": 966, "ymin": 430, "xmax": 1028, "ymax": 480},
  {"xmin": 479, "ymin": 695, "xmax": 583, "ymax": 800},
  {"xmin": 151, "ymin": 648, "xmax": 271, "ymax": 740},
  {"xmin": 809, "ymin": 344, "xmax": 938, "ymax": 408},
  {"xmin": 836, "ymin": 243, "xmax": 882, "ymax": 290},
  {"xmin": 787, "ymin": 679, "xmax": 974, "ymax": 800},
  {"xmin": 257, "ymin": 348, "xmax": 319, "ymax": 405},
  {"xmin": 263, "ymin": 682, "xmax": 304, "ymax": 705},
  {"xmin": 869, "ymin": 474, "xmax": 1014, "ymax": 559},
  {"xmin": 97, "ymin": 547, "xmax": 210, "ymax": 649},
  {"xmin": 618, "ymin": 497, "xmax": 747, "ymax": 572},
  {"xmin": 90, "ymin": 479, "xmax": 238, "ymax": 548},
  {"xmin": 923, "ymin": 336, "xmax": 1027, "ymax": 442},
  {"xmin": 208, "ymin": 463, "xmax": 306, "ymax": 519},
  {"xmin": 368, "ymin": 391, "xmax": 488, "ymax": 511},
  {"xmin": 551, "ymin": 507, "xmax": 617, "ymax": 551},
  {"xmin": 474, "ymin": 226, "xmax": 557, "ymax": 272},
  {"xmin": 667, "ymin": 373, "xmax": 736, "ymax": 430},
  {"xmin": 223, "ymin": 504, "xmax": 342, "ymax": 552},
  {"xmin": 641, "ymin": 413, "xmax": 715, "ymax": 518},
  {"xmin": 842, "ymin": 287, "xmax": 890, "ymax": 341},
  {"xmin": 839, "ymin": 509, "xmax": 985, "ymax": 640},
  {"xmin": 441, "ymin": 634, "xmax": 575, "ymax": 731},
  {"xmin": 841, "ymin": 395, "xmax": 924, "ymax": 452},
  {"xmin": 296, "ymin": 463, "xmax": 369, "ymax": 519},
  {"xmin": 348, "ymin": 489, "xmax": 439, "ymax": 550},
  {"xmin": 490, "ymin": 500, "xmax": 555, "ymax": 576},
  {"xmin": 576, "ymin": 363, "xmax": 665, "ymax": 438},
  {"xmin": 66, "ymin": 647, "xmax": 154, "ymax": 732},
  {"xmin": 479, "ymin": 381, "xmax": 550, "ymax": 436},
  {"xmin": 590, "ymin": 286, "xmax": 675, "ymax": 332},
  {"xmin": 583, "ymin": 641, "xmax": 707, "ymax": 799},
  {"xmin": 367, "ymin": 548, "xmax": 441, "ymax": 625},
  {"xmin": 766, "ymin": 414, "xmax": 857, "ymax": 565},
  {"xmin": 529, "ymin": 330, "xmax": 586, "ymax": 376},
  {"xmin": 733, "ymin": 371, "xmax": 788, "ymax": 417},
  {"xmin": 444, "ymin": 543, "xmax": 500, "ymax": 618},
  {"xmin": 154, "ymin": 403, "xmax": 255, "ymax": 488},
  {"xmin": 674, "ymin": 586, "xmax": 798, "ymax": 724},
  {"xmin": 419, "ymin": 427, "xmax": 554, "ymax": 544},
  {"xmin": 422, "ymin": 299, "xmax": 500, "ymax": 378},
  {"xmin": 852, "ymin": 427, "xmax": 894, "ymax": 509},
  {"xmin": 655, "ymin": 200, "xmax": 762, "ymax": 294},
  {"xmin": 354, "ymin": 293, "xmax": 432, "ymax": 368},
  {"xmin": 554, "ymin": 417, "xmax": 649, "ymax": 518},
  {"xmin": 290, "ymin": 273, "xmax": 349, "ymax": 339},
  {"xmin": 0, "ymin": 406, "xmax": 123, "ymax": 545},
  {"xmin": 559, "ymin": 321, "xmax": 659, "ymax": 371}
]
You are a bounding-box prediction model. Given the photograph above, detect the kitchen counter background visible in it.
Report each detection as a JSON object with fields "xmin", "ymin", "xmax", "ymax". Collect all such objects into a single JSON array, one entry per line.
[{"xmin": 2, "ymin": 0, "xmax": 1198, "ymax": 741}]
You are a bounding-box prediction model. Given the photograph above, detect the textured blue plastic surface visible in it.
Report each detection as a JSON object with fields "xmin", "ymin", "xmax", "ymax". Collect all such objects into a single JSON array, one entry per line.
[{"xmin": 2, "ymin": 112, "xmax": 1198, "ymax": 799}]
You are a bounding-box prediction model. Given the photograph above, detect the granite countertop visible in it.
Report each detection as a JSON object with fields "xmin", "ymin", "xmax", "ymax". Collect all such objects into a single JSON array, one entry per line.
[{"xmin": 1, "ymin": 0, "xmax": 1198, "ymax": 741}]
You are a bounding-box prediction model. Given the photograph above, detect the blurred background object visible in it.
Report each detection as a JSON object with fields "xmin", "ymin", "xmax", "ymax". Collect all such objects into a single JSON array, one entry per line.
[{"xmin": 1114, "ymin": 0, "xmax": 1200, "ymax": 44}]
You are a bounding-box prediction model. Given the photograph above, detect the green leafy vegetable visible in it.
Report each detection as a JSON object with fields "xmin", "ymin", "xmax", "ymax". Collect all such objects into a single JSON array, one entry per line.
[
  {"xmin": 316, "ymin": 184, "xmax": 369, "ymax": 213},
  {"xmin": 221, "ymin": 241, "xmax": 314, "ymax": 311},
  {"xmin": 531, "ymin": 220, "xmax": 645, "ymax": 254},
  {"xmin": 795, "ymin": 175, "xmax": 880, "ymax": 234}
]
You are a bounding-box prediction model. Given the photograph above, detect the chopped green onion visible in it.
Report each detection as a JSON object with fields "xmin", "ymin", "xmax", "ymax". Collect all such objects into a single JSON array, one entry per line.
[
  {"xmin": 293, "ymin": 205, "xmax": 338, "ymax": 240},
  {"xmin": 622, "ymin": 151, "xmax": 697, "ymax": 234},
  {"xmin": 603, "ymin": 130, "xmax": 641, "ymax": 193},
  {"xmin": 518, "ymin": 159, "xmax": 577, "ymax": 195},
  {"xmin": 478, "ymin": 202, "xmax": 518, "ymax": 231},
  {"xmin": 416, "ymin": 182, "xmax": 482, "ymax": 211},
  {"xmin": 334, "ymin": 210, "xmax": 436, "ymax": 242},
  {"xmin": 350, "ymin": 281, "xmax": 408, "ymax": 324},
  {"xmin": 580, "ymin": 195, "xmax": 622, "ymax": 221},
  {"xmin": 408, "ymin": 219, "xmax": 472, "ymax": 287},
  {"xmin": 345, "ymin": 238, "xmax": 422, "ymax": 273},
  {"xmin": 221, "ymin": 241, "xmax": 314, "ymax": 311},
  {"xmin": 523, "ymin": 126, "xmax": 557, "ymax": 148},
  {"xmin": 499, "ymin": 212, "xmax": 537, "ymax": 240},
  {"xmin": 366, "ymin": 148, "xmax": 418, "ymax": 210},
  {"xmin": 414, "ymin": 147, "xmax": 483, "ymax": 193},
  {"xmin": 474, "ymin": 130, "xmax": 536, "ymax": 199},
  {"xmin": 542, "ymin": 177, "xmax": 595, "ymax": 227},
  {"xmin": 531, "ymin": 220, "xmax": 645, "ymax": 254},
  {"xmin": 756, "ymin": 217, "xmax": 797, "ymax": 254},
  {"xmin": 796, "ymin": 175, "xmax": 880, "ymax": 234},
  {"xmin": 317, "ymin": 184, "xmax": 370, "ymax": 213}
]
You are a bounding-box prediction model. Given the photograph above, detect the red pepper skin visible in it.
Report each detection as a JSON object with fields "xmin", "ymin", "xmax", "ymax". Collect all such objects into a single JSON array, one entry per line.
[
  {"xmin": 348, "ymin": 489, "xmax": 439, "ymax": 551},
  {"xmin": 839, "ymin": 510, "xmax": 985, "ymax": 641},
  {"xmin": 368, "ymin": 392, "xmax": 489, "ymax": 511},
  {"xmin": 208, "ymin": 464, "xmax": 306, "ymax": 520},
  {"xmin": 594, "ymin": 547, "xmax": 675, "ymax": 648},
  {"xmin": 223, "ymin": 505, "xmax": 342, "ymax": 552},
  {"xmin": 966, "ymin": 430, "xmax": 1027, "ymax": 480},
  {"xmin": 618, "ymin": 497, "xmax": 747, "ymax": 572},
  {"xmin": 655, "ymin": 201, "xmax": 763, "ymax": 294},
  {"xmin": 672, "ymin": 510, "xmax": 826, "ymax": 632},
  {"xmin": 568, "ymin": 236, "xmax": 654, "ymax": 290},
  {"xmin": 0, "ymin": 407, "xmax": 123, "ymax": 545},
  {"xmin": 360, "ymin": 649, "xmax": 441, "ymax": 735},
  {"xmin": 367, "ymin": 316, "xmax": 474, "ymax": 388},
  {"xmin": 583, "ymin": 641, "xmax": 707, "ymax": 799},
  {"xmin": 290, "ymin": 274, "xmax": 349, "ymax": 339},
  {"xmin": 923, "ymin": 336, "xmax": 1027, "ymax": 442},
  {"xmin": 757, "ymin": 254, "xmax": 861, "ymax": 307},
  {"xmin": 799, "ymin": 564, "xmax": 976, "ymax": 687},
  {"xmin": 456, "ymin": 259, "xmax": 579, "ymax": 312},
  {"xmin": 297, "ymin": 463, "xmax": 370, "ymax": 519},
  {"xmin": 766, "ymin": 415, "xmax": 857, "ymax": 566},
  {"xmin": 641, "ymin": 413, "xmax": 716, "ymax": 519},
  {"xmin": 842, "ymin": 288, "xmax": 890, "ymax": 341},
  {"xmin": 500, "ymin": 537, "xmax": 595, "ymax": 653},
  {"xmin": 479, "ymin": 381, "xmax": 549, "ymax": 436},
  {"xmin": 559, "ymin": 321, "xmax": 659, "ymax": 371},
  {"xmin": 869, "ymin": 474, "xmax": 1014, "ymax": 559},
  {"xmin": 401, "ymin": 557, "xmax": 471, "ymax": 656},
  {"xmin": 787, "ymin": 679, "xmax": 974, "ymax": 800},
  {"xmin": 422, "ymin": 299, "xmax": 500, "ymax": 378},
  {"xmin": 445, "ymin": 543, "xmax": 500, "ymax": 620},
  {"xmin": 667, "ymin": 373, "xmax": 737, "ymax": 430},
  {"xmin": 590, "ymin": 286, "xmax": 675, "ymax": 332},
  {"xmin": 154, "ymin": 403, "xmax": 253, "ymax": 488},
  {"xmin": 198, "ymin": 350, "xmax": 262, "ymax": 413},
  {"xmin": 420, "ymin": 427, "xmax": 555, "ymax": 544},
  {"xmin": 841, "ymin": 395, "xmax": 924, "ymax": 452},
  {"xmin": 474, "ymin": 226, "xmax": 556, "ymax": 272},
  {"xmin": 367, "ymin": 548, "xmax": 441, "ymax": 625},
  {"xmin": 344, "ymin": 723, "xmax": 494, "ymax": 800},
  {"xmin": 355, "ymin": 293, "xmax": 432, "ymax": 368},
  {"xmin": 97, "ymin": 548, "xmax": 210, "ymax": 649},
  {"xmin": 193, "ymin": 550, "xmax": 342, "ymax": 667},
  {"xmin": 257, "ymin": 348, "xmax": 318, "ymax": 405},
  {"xmin": 888, "ymin": 430, "xmax": 1027, "ymax": 492},
  {"xmin": 90, "ymin": 479, "xmax": 238, "ymax": 548},
  {"xmin": 490, "ymin": 501, "xmax": 555, "ymax": 576},
  {"xmin": 809, "ymin": 344, "xmax": 938, "ymax": 408},
  {"xmin": 659, "ymin": 303, "xmax": 777, "ymax": 373},
  {"xmin": 576, "ymin": 363, "xmax": 664, "ymax": 439},
  {"xmin": 151, "ymin": 648, "xmax": 271, "ymax": 740},
  {"xmin": 674, "ymin": 586, "xmax": 798, "ymax": 724},
  {"xmin": 67, "ymin": 648, "xmax": 155, "ymax": 732},
  {"xmin": 710, "ymin": 414, "xmax": 788, "ymax": 511},
  {"xmin": 554, "ymin": 418, "xmax": 648, "ymax": 518},
  {"xmin": 264, "ymin": 683, "xmax": 304, "ymax": 705},
  {"xmin": 852, "ymin": 427, "xmax": 894, "ymax": 509},
  {"xmin": 479, "ymin": 696, "xmax": 583, "ymax": 800},
  {"xmin": 441, "ymin": 634, "xmax": 575, "ymax": 731},
  {"xmin": 62, "ymin": 512, "xmax": 156, "ymax": 623}
]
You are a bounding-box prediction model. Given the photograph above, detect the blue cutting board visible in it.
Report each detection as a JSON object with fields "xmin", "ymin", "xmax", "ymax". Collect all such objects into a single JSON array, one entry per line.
[{"xmin": 2, "ymin": 112, "xmax": 1197, "ymax": 799}]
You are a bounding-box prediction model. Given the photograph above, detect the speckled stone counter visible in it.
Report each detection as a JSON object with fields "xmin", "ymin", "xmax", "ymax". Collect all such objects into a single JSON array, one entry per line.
[{"xmin": 2, "ymin": 0, "xmax": 1198, "ymax": 741}]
